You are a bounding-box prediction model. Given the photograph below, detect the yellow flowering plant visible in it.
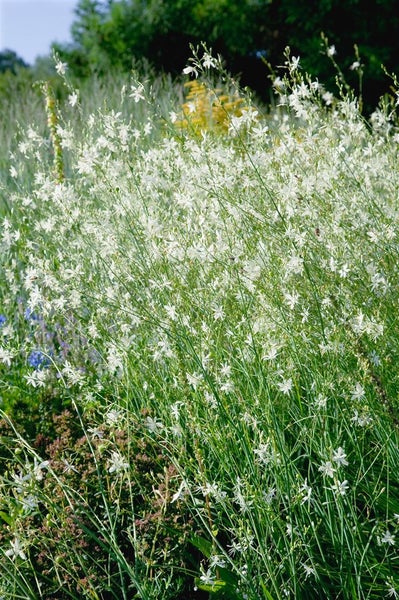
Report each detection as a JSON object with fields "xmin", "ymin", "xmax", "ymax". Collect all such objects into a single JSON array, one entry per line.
[{"xmin": 174, "ymin": 79, "xmax": 253, "ymax": 135}]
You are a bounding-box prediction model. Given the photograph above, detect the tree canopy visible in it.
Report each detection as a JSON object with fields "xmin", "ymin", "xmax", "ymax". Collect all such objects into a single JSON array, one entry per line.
[
  {"xmin": 0, "ymin": 49, "xmax": 28, "ymax": 74},
  {"xmin": 54, "ymin": 0, "xmax": 399, "ymax": 107}
]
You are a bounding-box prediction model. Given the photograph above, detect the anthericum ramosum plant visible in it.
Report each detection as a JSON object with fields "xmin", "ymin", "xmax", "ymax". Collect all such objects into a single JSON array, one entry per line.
[{"xmin": 1, "ymin": 46, "xmax": 399, "ymax": 599}]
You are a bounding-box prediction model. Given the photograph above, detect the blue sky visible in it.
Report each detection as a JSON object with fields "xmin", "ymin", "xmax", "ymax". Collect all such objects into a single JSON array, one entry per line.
[{"xmin": 0, "ymin": 0, "xmax": 77, "ymax": 65}]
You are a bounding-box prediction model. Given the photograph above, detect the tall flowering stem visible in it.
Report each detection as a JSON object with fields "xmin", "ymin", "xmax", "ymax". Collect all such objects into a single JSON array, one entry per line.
[{"xmin": 41, "ymin": 81, "xmax": 64, "ymax": 184}]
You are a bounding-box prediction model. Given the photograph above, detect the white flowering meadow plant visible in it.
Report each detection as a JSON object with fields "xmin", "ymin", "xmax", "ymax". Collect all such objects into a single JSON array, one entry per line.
[{"xmin": 0, "ymin": 47, "xmax": 399, "ymax": 599}]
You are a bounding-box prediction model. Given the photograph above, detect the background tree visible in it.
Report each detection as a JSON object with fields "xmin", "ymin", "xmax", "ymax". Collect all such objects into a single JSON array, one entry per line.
[
  {"xmin": 54, "ymin": 0, "xmax": 273, "ymax": 86},
  {"xmin": 275, "ymin": 0, "xmax": 399, "ymax": 108},
  {"xmin": 55, "ymin": 0, "xmax": 399, "ymax": 109},
  {"xmin": 0, "ymin": 49, "xmax": 32, "ymax": 106},
  {"xmin": 0, "ymin": 49, "xmax": 28, "ymax": 73}
]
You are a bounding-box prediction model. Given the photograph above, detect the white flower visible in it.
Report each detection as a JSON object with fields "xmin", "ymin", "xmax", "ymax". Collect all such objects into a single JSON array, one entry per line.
[
  {"xmin": 351, "ymin": 410, "xmax": 373, "ymax": 427},
  {"xmin": 301, "ymin": 562, "xmax": 316, "ymax": 579},
  {"xmin": 318, "ymin": 461, "xmax": 336, "ymax": 478},
  {"xmin": 234, "ymin": 477, "xmax": 253, "ymax": 512},
  {"xmin": 369, "ymin": 350, "xmax": 381, "ymax": 366},
  {"xmin": 381, "ymin": 530, "xmax": 395, "ymax": 546},
  {"xmin": 183, "ymin": 65, "xmax": 198, "ymax": 77},
  {"xmin": 332, "ymin": 447, "xmax": 349, "ymax": 467},
  {"xmin": 314, "ymin": 394, "xmax": 327, "ymax": 409},
  {"xmin": 299, "ymin": 479, "xmax": 312, "ymax": 504},
  {"xmin": 350, "ymin": 382, "xmax": 365, "ymax": 401},
  {"xmin": 61, "ymin": 361, "xmax": 85, "ymax": 387},
  {"xmin": 228, "ymin": 540, "xmax": 244, "ymax": 556},
  {"xmin": 108, "ymin": 451, "xmax": 129, "ymax": 474},
  {"xmin": 220, "ymin": 379, "xmax": 235, "ymax": 393},
  {"xmin": 199, "ymin": 567, "xmax": 215, "ymax": 586},
  {"xmin": 164, "ymin": 303, "xmax": 177, "ymax": 320},
  {"xmin": 144, "ymin": 121, "xmax": 152, "ymax": 135},
  {"xmin": 20, "ymin": 494, "xmax": 39, "ymax": 512},
  {"xmin": 327, "ymin": 45, "xmax": 336, "ymax": 57},
  {"xmin": 0, "ymin": 346, "xmax": 15, "ymax": 366},
  {"xmin": 209, "ymin": 555, "xmax": 226, "ymax": 569},
  {"xmin": 186, "ymin": 371, "xmax": 203, "ymax": 390},
  {"xmin": 273, "ymin": 76, "xmax": 285, "ymax": 91},
  {"xmin": 386, "ymin": 580, "xmax": 399, "ymax": 598},
  {"xmin": 170, "ymin": 401, "xmax": 183, "ymax": 420},
  {"xmin": 62, "ymin": 459, "xmax": 79, "ymax": 474},
  {"xmin": 277, "ymin": 378, "xmax": 293, "ymax": 394},
  {"xmin": 55, "ymin": 59, "xmax": 67, "ymax": 75},
  {"xmin": 87, "ymin": 426, "xmax": 104, "ymax": 439},
  {"xmin": 262, "ymin": 342, "xmax": 280, "ymax": 361},
  {"xmin": 201, "ymin": 482, "xmax": 227, "ymax": 502},
  {"xmin": 106, "ymin": 344, "xmax": 125, "ymax": 373},
  {"xmin": 171, "ymin": 480, "xmax": 189, "ymax": 503},
  {"xmin": 202, "ymin": 52, "xmax": 217, "ymax": 69},
  {"xmin": 106, "ymin": 408, "xmax": 123, "ymax": 425},
  {"xmin": 12, "ymin": 470, "xmax": 30, "ymax": 493},
  {"xmin": 350, "ymin": 61, "xmax": 361, "ymax": 71},
  {"xmin": 284, "ymin": 290, "xmax": 299, "ymax": 309},
  {"xmin": 212, "ymin": 305, "xmax": 225, "ymax": 321},
  {"xmin": 32, "ymin": 458, "xmax": 49, "ymax": 481},
  {"xmin": 331, "ymin": 479, "xmax": 349, "ymax": 496},
  {"xmin": 68, "ymin": 91, "xmax": 79, "ymax": 107},
  {"xmin": 322, "ymin": 91, "xmax": 334, "ymax": 105},
  {"xmin": 254, "ymin": 441, "xmax": 281, "ymax": 466},
  {"xmin": 219, "ymin": 363, "xmax": 231, "ymax": 378},
  {"xmin": 5, "ymin": 538, "xmax": 27, "ymax": 561},
  {"xmin": 290, "ymin": 56, "xmax": 300, "ymax": 71},
  {"xmin": 145, "ymin": 416, "xmax": 163, "ymax": 433},
  {"xmin": 129, "ymin": 82, "xmax": 145, "ymax": 103},
  {"xmin": 264, "ymin": 487, "xmax": 277, "ymax": 505},
  {"xmin": 24, "ymin": 369, "xmax": 47, "ymax": 388},
  {"xmin": 339, "ymin": 263, "xmax": 350, "ymax": 278},
  {"xmin": 285, "ymin": 254, "xmax": 304, "ymax": 276}
]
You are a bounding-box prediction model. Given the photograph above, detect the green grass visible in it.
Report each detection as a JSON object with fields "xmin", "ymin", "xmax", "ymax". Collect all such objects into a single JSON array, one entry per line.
[{"xmin": 0, "ymin": 49, "xmax": 399, "ymax": 599}]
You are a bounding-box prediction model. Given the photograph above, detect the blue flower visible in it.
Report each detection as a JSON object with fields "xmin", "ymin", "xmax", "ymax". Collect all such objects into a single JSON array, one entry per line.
[
  {"xmin": 0, "ymin": 315, "xmax": 6, "ymax": 328},
  {"xmin": 24, "ymin": 308, "xmax": 41, "ymax": 322},
  {"xmin": 28, "ymin": 350, "xmax": 49, "ymax": 369}
]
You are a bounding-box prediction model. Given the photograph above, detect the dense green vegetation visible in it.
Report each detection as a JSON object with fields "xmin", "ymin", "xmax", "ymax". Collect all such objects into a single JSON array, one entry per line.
[
  {"xmin": 1, "ymin": 45, "xmax": 399, "ymax": 597},
  {"xmin": 2, "ymin": 0, "xmax": 398, "ymax": 112},
  {"xmin": 53, "ymin": 0, "xmax": 399, "ymax": 108}
]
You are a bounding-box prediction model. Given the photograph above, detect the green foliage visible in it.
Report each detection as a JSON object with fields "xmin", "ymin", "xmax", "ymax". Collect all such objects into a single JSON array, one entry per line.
[
  {"xmin": 56, "ymin": 0, "xmax": 272, "ymax": 79},
  {"xmin": 56, "ymin": 0, "xmax": 399, "ymax": 110},
  {"xmin": 191, "ymin": 536, "xmax": 244, "ymax": 599},
  {"xmin": 2, "ymin": 50, "xmax": 399, "ymax": 599},
  {"xmin": 0, "ymin": 49, "xmax": 28, "ymax": 73},
  {"xmin": 0, "ymin": 61, "xmax": 33, "ymax": 106},
  {"xmin": 0, "ymin": 409, "xmax": 198, "ymax": 598},
  {"xmin": 275, "ymin": 0, "xmax": 399, "ymax": 108}
]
